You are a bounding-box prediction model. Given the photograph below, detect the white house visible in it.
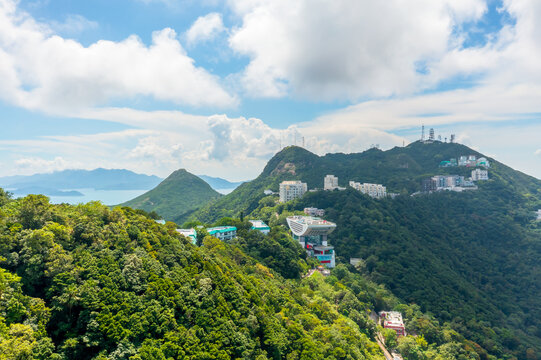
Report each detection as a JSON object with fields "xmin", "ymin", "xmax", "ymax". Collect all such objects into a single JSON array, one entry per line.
[{"xmin": 279, "ymin": 181, "xmax": 307, "ymax": 202}]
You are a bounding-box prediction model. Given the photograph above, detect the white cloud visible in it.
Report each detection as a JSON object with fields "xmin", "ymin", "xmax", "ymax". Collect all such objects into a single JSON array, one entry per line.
[
  {"xmin": 48, "ymin": 14, "xmax": 98, "ymax": 35},
  {"xmin": 0, "ymin": 0, "xmax": 236, "ymax": 113},
  {"xmin": 227, "ymin": 0, "xmax": 487, "ymax": 99},
  {"xmin": 186, "ymin": 13, "xmax": 225, "ymax": 46},
  {"xmin": 14, "ymin": 156, "xmax": 79, "ymax": 174}
]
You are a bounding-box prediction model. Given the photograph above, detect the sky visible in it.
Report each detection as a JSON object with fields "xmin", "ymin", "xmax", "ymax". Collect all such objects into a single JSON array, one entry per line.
[{"xmin": 1, "ymin": 0, "xmax": 541, "ymax": 181}]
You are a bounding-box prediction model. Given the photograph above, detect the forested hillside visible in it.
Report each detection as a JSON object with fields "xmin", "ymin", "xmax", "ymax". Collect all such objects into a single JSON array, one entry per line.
[
  {"xmin": 121, "ymin": 169, "xmax": 222, "ymax": 224},
  {"xmin": 0, "ymin": 189, "xmax": 495, "ymax": 359},
  {"xmin": 244, "ymin": 185, "xmax": 541, "ymax": 358}
]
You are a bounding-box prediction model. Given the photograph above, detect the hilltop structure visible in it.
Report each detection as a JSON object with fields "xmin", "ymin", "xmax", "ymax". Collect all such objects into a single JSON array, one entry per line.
[
  {"xmin": 279, "ymin": 180, "xmax": 307, "ymax": 203},
  {"xmin": 324, "ymin": 175, "xmax": 339, "ymax": 190},
  {"xmin": 349, "ymin": 181, "xmax": 387, "ymax": 198},
  {"xmin": 286, "ymin": 216, "xmax": 337, "ymax": 268}
]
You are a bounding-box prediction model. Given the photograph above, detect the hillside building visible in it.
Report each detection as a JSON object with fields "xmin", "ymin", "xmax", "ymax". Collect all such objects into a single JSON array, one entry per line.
[
  {"xmin": 279, "ymin": 180, "xmax": 307, "ymax": 203},
  {"xmin": 154, "ymin": 219, "xmax": 166, "ymax": 225},
  {"xmin": 249, "ymin": 220, "xmax": 270, "ymax": 235},
  {"xmin": 476, "ymin": 157, "xmax": 490, "ymax": 168},
  {"xmin": 422, "ymin": 175, "xmax": 477, "ymax": 193},
  {"xmin": 286, "ymin": 216, "xmax": 337, "ymax": 268},
  {"xmin": 324, "ymin": 175, "xmax": 339, "ymax": 190},
  {"xmin": 349, "ymin": 181, "xmax": 387, "ymax": 198},
  {"xmin": 176, "ymin": 228, "xmax": 197, "ymax": 245},
  {"xmin": 380, "ymin": 311, "xmax": 406, "ymax": 337},
  {"xmin": 207, "ymin": 226, "xmax": 237, "ymax": 241},
  {"xmin": 472, "ymin": 169, "xmax": 489, "ymax": 181},
  {"xmin": 304, "ymin": 207, "xmax": 325, "ymax": 217},
  {"xmin": 536, "ymin": 210, "xmax": 541, "ymax": 220}
]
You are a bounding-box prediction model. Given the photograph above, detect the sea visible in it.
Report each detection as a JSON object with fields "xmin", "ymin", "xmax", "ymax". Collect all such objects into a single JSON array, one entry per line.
[{"xmin": 10, "ymin": 188, "xmax": 148, "ymax": 206}]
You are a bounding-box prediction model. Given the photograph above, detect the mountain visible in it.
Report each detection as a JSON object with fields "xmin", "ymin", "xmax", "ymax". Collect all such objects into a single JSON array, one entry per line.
[
  {"xmin": 191, "ymin": 142, "xmax": 541, "ymax": 222},
  {"xmin": 0, "ymin": 168, "xmax": 162, "ymax": 191},
  {"xmin": 121, "ymin": 169, "xmax": 222, "ymax": 224},
  {"xmin": 197, "ymin": 175, "xmax": 245, "ymax": 191},
  {"xmin": 189, "ymin": 142, "xmax": 541, "ymax": 358}
]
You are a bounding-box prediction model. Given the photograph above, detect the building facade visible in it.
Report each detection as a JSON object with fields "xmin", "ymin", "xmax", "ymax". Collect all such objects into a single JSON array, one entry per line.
[
  {"xmin": 472, "ymin": 168, "xmax": 489, "ymax": 181},
  {"xmin": 324, "ymin": 175, "xmax": 339, "ymax": 190},
  {"xmin": 286, "ymin": 216, "xmax": 337, "ymax": 268},
  {"xmin": 304, "ymin": 207, "xmax": 325, "ymax": 217},
  {"xmin": 349, "ymin": 181, "xmax": 387, "ymax": 198},
  {"xmin": 279, "ymin": 180, "xmax": 308, "ymax": 203},
  {"xmin": 207, "ymin": 226, "xmax": 237, "ymax": 241}
]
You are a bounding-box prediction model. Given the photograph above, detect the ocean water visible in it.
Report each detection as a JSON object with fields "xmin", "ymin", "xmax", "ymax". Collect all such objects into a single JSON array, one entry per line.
[{"xmin": 12, "ymin": 188, "xmax": 148, "ymax": 206}]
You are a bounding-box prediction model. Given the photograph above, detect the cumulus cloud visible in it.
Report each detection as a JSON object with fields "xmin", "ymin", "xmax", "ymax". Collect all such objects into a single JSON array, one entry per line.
[
  {"xmin": 0, "ymin": 0, "xmax": 236, "ymax": 113},
  {"xmin": 14, "ymin": 156, "xmax": 78, "ymax": 174},
  {"xmin": 186, "ymin": 13, "xmax": 225, "ymax": 46},
  {"xmin": 228, "ymin": 0, "xmax": 488, "ymax": 99}
]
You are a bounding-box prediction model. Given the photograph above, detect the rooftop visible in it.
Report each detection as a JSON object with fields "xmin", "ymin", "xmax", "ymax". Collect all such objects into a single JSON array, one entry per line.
[{"xmin": 207, "ymin": 226, "xmax": 237, "ymax": 234}]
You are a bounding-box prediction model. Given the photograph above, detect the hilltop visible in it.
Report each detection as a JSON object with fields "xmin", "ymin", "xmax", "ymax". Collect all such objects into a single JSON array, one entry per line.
[
  {"xmin": 121, "ymin": 169, "xmax": 222, "ymax": 224},
  {"xmin": 191, "ymin": 142, "xmax": 541, "ymax": 222}
]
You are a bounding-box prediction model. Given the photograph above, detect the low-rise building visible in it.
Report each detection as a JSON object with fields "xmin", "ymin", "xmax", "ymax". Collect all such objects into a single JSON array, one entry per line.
[
  {"xmin": 476, "ymin": 157, "xmax": 490, "ymax": 168},
  {"xmin": 176, "ymin": 228, "xmax": 197, "ymax": 245},
  {"xmin": 263, "ymin": 189, "xmax": 275, "ymax": 195},
  {"xmin": 304, "ymin": 207, "xmax": 325, "ymax": 217},
  {"xmin": 279, "ymin": 180, "xmax": 307, "ymax": 203},
  {"xmin": 154, "ymin": 219, "xmax": 166, "ymax": 225},
  {"xmin": 472, "ymin": 168, "xmax": 489, "ymax": 181},
  {"xmin": 249, "ymin": 220, "xmax": 270, "ymax": 235},
  {"xmin": 380, "ymin": 311, "xmax": 406, "ymax": 337},
  {"xmin": 207, "ymin": 226, "xmax": 237, "ymax": 241},
  {"xmin": 349, "ymin": 181, "xmax": 387, "ymax": 198},
  {"xmin": 536, "ymin": 210, "xmax": 541, "ymax": 220}
]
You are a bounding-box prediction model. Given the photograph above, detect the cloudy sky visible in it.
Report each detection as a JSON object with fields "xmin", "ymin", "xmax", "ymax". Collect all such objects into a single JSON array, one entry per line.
[{"xmin": 1, "ymin": 0, "xmax": 540, "ymax": 181}]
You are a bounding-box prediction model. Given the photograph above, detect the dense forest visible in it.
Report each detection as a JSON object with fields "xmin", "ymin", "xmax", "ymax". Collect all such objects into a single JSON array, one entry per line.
[
  {"xmin": 244, "ymin": 186, "xmax": 541, "ymax": 358},
  {"xmin": 0, "ymin": 189, "xmax": 495, "ymax": 359}
]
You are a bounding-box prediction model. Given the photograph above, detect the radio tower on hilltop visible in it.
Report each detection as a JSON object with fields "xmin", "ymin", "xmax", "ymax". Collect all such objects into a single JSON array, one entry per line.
[{"xmin": 421, "ymin": 125, "xmax": 425, "ymax": 142}]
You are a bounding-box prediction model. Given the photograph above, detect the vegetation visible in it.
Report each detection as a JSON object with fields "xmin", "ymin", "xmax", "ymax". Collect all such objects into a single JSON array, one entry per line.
[{"xmin": 121, "ymin": 169, "xmax": 222, "ymax": 224}]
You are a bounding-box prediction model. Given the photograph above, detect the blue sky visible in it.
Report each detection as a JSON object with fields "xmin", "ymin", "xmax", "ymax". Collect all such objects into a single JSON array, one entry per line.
[{"xmin": 1, "ymin": 0, "xmax": 541, "ymax": 181}]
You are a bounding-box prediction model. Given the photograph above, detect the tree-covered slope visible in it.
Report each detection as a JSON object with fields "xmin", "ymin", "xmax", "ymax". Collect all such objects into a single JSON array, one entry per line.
[
  {"xmin": 244, "ymin": 180, "xmax": 541, "ymax": 358},
  {"xmin": 0, "ymin": 190, "xmax": 491, "ymax": 360},
  {"xmin": 121, "ymin": 169, "xmax": 222, "ymax": 224},
  {"xmin": 191, "ymin": 142, "xmax": 541, "ymax": 223}
]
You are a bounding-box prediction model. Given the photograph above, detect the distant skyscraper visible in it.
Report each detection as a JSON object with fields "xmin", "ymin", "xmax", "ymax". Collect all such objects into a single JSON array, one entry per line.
[{"xmin": 429, "ymin": 128, "xmax": 435, "ymax": 141}]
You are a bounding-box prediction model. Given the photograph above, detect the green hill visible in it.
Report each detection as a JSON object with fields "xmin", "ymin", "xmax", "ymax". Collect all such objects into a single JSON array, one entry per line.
[
  {"xmin": 121, "ymin": 169, "xmax": 222, "ymax": 224},
  {"xmin": 232, "ymin": 142, "xmax": 541, "ymax": 358}
]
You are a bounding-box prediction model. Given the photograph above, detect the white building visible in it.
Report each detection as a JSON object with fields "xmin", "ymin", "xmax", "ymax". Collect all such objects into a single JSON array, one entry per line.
[
  {"xmin": 349, "ymin": 181, "xmax": 387, "ymax": 199},
  {"xmin": 176, "ymin": 228, "xmax": 197, "ymax": 245},
  {"xmin": 379, "ymin": 311, "xmax": 406, "ymax": 337},
  {"xmin": 279, "ymin": 180, "xmax": 307, "ymax": 203},
  {"xmin": 476, "ymin": 157, "xmax": 490, "ymax": 168},
  {"xmin": 249, "ymin": 220, "xmax": 270, "ymax": 235},
  {"xmin": 536, "ymin": 210, "xmax": 541, "ymax": 220},
  {"xmin": 324, "ymin": 175, "xmax": 339, "ymax": 190},
  {"xmin": 472, "ymin": 169, "xmax": 489, "ymax": 181},
  {"xmin": 304, "ymin": 207, "xmax": 325, "ymax": 217}
]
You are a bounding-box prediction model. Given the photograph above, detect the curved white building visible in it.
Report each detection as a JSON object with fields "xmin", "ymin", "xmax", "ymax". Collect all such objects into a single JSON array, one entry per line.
[{"xmin": 286, "ymin": 216, "xmax": 337, "ymax": 267}]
